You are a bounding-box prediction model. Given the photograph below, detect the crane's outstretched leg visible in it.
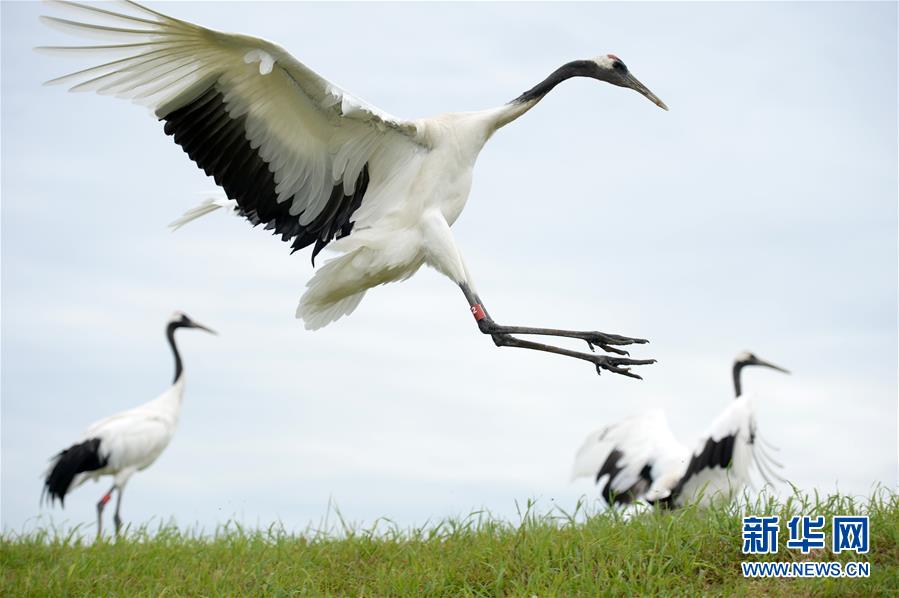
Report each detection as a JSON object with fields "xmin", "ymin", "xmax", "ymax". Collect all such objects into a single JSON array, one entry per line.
[
  {"xmin": 422, "ymin": 211, "xmax": 653, "ymax": 378},
  {"xmin": 459, "ymin": 283, "xmax": 655, "ymax": 378},
  {"xmin": 113, "ymin": 486, "xmax": 125, "ymax": 536},
  {"xmin": 96, "ymin": 486, "xmax": 114, "ymax": 540}
]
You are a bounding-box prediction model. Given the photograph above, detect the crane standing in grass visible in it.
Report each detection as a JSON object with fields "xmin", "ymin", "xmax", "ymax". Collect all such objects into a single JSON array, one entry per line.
[
  {"xmin": 42, "ymin": 312, "xmax": 215, "ymax": 537},
  {"xmin": 572, "ymin": 352, "xmax": 790, "ymax": 507},
  {"xmin": 41, "ymin": 1, "xmax": 666, "ymax": 378}
]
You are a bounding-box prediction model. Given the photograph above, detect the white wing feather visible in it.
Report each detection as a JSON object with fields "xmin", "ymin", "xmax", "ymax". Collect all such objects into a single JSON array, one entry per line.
[
  {"xmin": 40, "ymin": 0, "xmax": 427, "ymax": 231},
  {"xmin": 674, "ymin": 395, "xmax": 760, "ymax": 506},
  {"xmin": 168, "ymin": 196, "xmax": 237, "ymax": 230},
  {"xmin": 572, "ymin": 410, "xmax": 690, "ymax": 503}
]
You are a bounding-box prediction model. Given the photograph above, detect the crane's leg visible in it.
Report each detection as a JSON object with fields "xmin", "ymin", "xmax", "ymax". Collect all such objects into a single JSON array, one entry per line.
[
  {"xmin": 96, "ymin": 485, "xmax": 114, "ymax": 540},
  {"xmin": 421, "ymin": 210, "xmax": 654, "ymax": 378},
  {"xmin": 113, "ymin": 486, "xmax": 125, "ymax": 536},
  {"xmin": 459, "ymin": 283, "xmax": 655, "ymax": 378}
]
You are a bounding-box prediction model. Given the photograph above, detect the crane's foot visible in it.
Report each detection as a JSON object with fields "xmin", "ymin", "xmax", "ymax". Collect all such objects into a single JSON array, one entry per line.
[
  {"xmin": 490, "ymin": 332, "xmax": 656, "ymax": 379},
  {"xmin": 478, "ymin": 320, "xmax": 647, "ymax": 355},
  {"xmin": 460, "ymin": 283, "xmax": 655, "ymax": 378}
]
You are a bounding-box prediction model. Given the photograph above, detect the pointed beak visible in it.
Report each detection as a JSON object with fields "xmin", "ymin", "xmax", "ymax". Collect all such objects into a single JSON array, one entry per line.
[
  {"xmin": 624, "ymin": 72, "xmax": 668, "ymax": 111},
  {"xmin": 754, "ymin": 358, "xmax": 789, "ymax": 375},
  {"xmin": 191, "ymin": 321, "xmax": 217, "ymax": 335}
]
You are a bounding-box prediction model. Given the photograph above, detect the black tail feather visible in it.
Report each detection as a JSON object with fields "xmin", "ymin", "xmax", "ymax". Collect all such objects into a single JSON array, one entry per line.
[{"xmin": 42, "ymin": 438, "xmax": 107, "ymax": 507}]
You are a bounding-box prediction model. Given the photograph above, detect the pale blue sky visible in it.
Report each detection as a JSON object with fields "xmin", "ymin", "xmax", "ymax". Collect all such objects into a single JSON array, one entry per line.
[{"xmin": 2, "ymin": 1, "xmax": 896, "ymax": 534}]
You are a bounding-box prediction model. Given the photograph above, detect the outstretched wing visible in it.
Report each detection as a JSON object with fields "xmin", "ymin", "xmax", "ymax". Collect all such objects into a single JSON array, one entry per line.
[
  {"xmin": 670, "ymin": 395, "xmax": 784, "ymax": 506},
  {"xmin": 572, "ymin": 410, "xmax": 690, "ymax": 505},
  {"xmin": 40, "ymin": 0, "xmax": 427, "ymax": 263}
]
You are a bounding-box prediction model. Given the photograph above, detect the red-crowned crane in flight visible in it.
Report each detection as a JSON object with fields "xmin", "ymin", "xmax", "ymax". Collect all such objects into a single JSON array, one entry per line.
[
  {"xmin": 572, "ymin": 352, "xmax": 790, "ymax": 507},
  {"xmin": 42, "ymin": 312, "xmax": 215, "ymax": 537},
  {"xmin": 40, "ymin": 1, "xmax": 667, "ymax": 378}
]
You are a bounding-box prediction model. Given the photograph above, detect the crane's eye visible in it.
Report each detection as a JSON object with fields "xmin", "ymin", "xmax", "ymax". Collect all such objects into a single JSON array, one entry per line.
[{"xmin": 613, "ymin": 60, "xmax": 627, "ymax": 72}]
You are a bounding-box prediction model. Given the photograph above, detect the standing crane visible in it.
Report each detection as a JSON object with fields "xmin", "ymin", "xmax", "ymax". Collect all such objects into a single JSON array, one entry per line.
[
  {"xmin": 42, "ymin": 312, "xmax": 215, "ymax": 537},
  {"xmin": 571, "ymin": 352, "xmax": 790, "ymax": 507},
  {"xmin": 40, "ymin": 1, "xmax": 666, "ymax": 378}
]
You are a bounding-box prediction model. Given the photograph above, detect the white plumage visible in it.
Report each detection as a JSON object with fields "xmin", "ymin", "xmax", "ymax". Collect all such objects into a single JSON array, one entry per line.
[
  {"xmin": 80, "ymin": 382, "xmax": 183, "ymax": 482},
  {"xmin": 43, "ymin": 311, "xmax": 215, "ymax": 537},
  {"xmin": 168, "ymin": 196, "xmax": 236, "ymax": 231},
  {"xmin": 572, "ymin": 410, "xmax": 690, "ymax": 503},
  {"xmin": 41, "ymin": 1, "xmax": 667, "ymax": 377},
  {"xmin": 572, "ymin": 352, "xmax": 789, "ymax": 507}
]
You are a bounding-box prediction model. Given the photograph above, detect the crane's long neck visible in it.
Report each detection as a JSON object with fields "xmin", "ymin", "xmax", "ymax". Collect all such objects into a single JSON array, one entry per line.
[
  {"xmin": 732, "ymin": 362, "xmax": 746, "ymax": 398},
  {"xmin": 512, "ymin": 60, "xmax": 598, "ymax": 104},
  {"xmin": 489, "ymin": 60, "xmax": 600, "ymax": 131},
  {"xmin": 166, "ymin": 322, "xmax": 183, "ymax": 384}
]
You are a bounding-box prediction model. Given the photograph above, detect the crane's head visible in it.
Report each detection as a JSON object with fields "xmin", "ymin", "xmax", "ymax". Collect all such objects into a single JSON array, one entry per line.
[
  {"xmin": 169, "ymin": 311, "xmax": 217, "ymax": 335},
  {"xmin": 734, "ymin": 351, "xmax": 789, "ymax": 374},
  {"xmin": 732, "ymin": 351, "xmax": 788, "ymax": 398},
  {"xmin": 591, "ymin": 54, "xmax": 668, "ymax": 111}
]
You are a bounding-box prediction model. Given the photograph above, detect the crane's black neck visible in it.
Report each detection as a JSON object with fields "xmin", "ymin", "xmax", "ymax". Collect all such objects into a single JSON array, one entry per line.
[
  {"xmin": 166, "ymin": 322, "xmax": 184, "ymax": 384},
  {"xmin": 511, "ymin": 60, "xmax": 601, "ymax": 104},
  {"xmin": 732, "ymin": 362, "xmax": 747, "ymax": 398}
]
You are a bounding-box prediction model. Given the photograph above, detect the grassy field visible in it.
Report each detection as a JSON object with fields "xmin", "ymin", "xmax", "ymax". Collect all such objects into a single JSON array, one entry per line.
[{"xmin": 2, "ymin": 492, "xmax": 897, "ymax": 596}]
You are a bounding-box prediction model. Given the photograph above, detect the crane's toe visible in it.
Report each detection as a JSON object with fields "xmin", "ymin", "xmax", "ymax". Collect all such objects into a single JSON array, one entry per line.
[
  {"xmin": 584, "ymin": 331, "xmax": 649, "ymax": 346},
  {"xmin": 593, "ymin": 356, "xmax": 657, "ymax": 379},
  {"xmin": 586, "ymin": 341, "xmax": 630, "ymax": 356}
]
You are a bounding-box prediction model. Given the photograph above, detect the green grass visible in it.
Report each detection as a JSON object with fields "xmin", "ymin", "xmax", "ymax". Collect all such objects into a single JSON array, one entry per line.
[{"xmin": 3, "ymin": 491, "xmax": 897, "ymax": 596}]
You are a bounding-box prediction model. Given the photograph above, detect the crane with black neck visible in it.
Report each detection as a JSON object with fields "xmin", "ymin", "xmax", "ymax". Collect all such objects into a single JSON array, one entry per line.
[
  {"xmin": 42, "ymin": 312, "xmax": 215, "ymax": 538},
  {"xmin": 41, "ymin": 0, "xmax": 666, "ymax": 379},
  {"xmin": 572, "ymin": 352, "xmax": 790, "ymax": 507}
]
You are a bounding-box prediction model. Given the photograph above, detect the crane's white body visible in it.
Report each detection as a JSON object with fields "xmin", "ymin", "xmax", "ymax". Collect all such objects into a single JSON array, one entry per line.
[
  {"xmin": 573, "ymin": 394, "xmax": 771, "ymax": 507},
  {"xmin": 70, "ymin": 378, "xmax": 184, "ymax": 491},
  {"xmin": 42, "ymin": 2, "xmax": 537, "ymax": 330},
  {"xmin": 299, "ymin": 109, "xmax": 517, "ymax": 328}
]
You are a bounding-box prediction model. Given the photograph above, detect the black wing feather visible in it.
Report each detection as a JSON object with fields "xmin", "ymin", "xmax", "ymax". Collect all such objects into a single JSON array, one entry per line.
[
  {"xmin": 668, "ymin": 435, "xmax": 737, "ymax": 503},
  {"xmin": 160, "ymin": 85, "xmax": 369, "ymax": 263},
  {"xmin": 596, "ymin": 449, "xmax": 655, "ymax": 506}
]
